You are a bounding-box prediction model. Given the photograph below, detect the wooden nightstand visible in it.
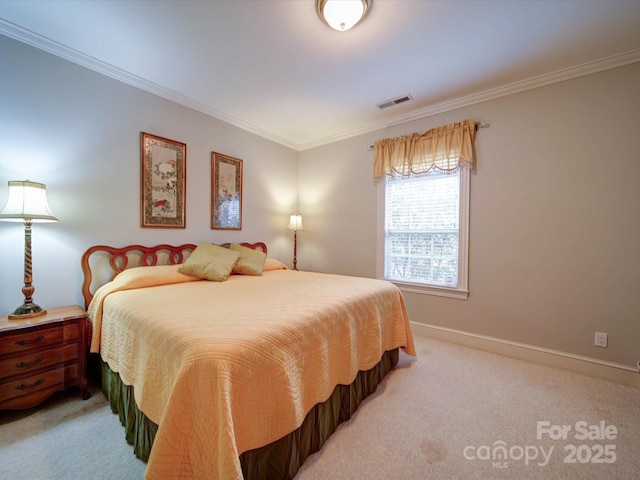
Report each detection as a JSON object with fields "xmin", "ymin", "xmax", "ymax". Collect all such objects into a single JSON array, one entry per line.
[{"xmin": 0, "ymin": 305, "xmax": 90, "ymax": 410}]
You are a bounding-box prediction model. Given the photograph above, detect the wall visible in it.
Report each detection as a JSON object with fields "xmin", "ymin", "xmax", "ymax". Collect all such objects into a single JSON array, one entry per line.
[
  {"xmin": 299, "ymin": 62, "xmax": 640, "ymax": 369},
  {"xmin": 2, "ymin": 32, "xmax": 638, "ymax": 376},
  {"xmin": 0, "ymin": 36, "xmax": 299, "ymax": 312}
]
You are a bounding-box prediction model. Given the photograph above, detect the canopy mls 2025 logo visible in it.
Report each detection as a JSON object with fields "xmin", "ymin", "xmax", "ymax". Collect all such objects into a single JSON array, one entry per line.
[{"xmin": 463, "ymin": 420, "xmax": 618, "ymax": 469}]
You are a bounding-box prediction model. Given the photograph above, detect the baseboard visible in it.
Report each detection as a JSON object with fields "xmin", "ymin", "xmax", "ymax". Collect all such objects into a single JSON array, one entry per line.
[{"xmin": 410, "ymin": 322, "xmax": 640, "ymax": 389}]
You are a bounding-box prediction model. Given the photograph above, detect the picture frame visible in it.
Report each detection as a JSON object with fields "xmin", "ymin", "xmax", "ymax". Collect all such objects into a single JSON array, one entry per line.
[
  {"xmin": 140, "ymin": 132, "xmax": 187, "ymax": 228},
  {"xmin": 211, "ymin": 152, "xmax": 243, "ymax": 230}
]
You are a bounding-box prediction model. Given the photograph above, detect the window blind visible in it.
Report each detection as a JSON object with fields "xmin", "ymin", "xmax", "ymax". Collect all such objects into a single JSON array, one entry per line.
[{"xmin": 384, "ymin": 171, "xmax": 460, "ymax": 287}]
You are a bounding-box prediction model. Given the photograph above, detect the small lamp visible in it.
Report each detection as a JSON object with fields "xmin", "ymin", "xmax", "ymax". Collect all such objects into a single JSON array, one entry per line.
[
  {"xmin": 0, "ymin": 180, "xmax": 58, "ymax": 319},
  {"xmin": 317, "ymin": 0, "xmax": 370, "ymax": 31},
  {"xmin": 287, "ymin": 214, "xmax": 304, "ymax": 271}
]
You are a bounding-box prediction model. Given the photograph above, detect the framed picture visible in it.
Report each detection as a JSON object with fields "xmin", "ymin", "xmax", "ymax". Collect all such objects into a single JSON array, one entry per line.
[
  {"xmin": 140, "ymin": 132, "xmax": 187, "ymax": 228},
  {"xmin": 211, "ymin": 152, "xmax": 243, "ymax": 230}
]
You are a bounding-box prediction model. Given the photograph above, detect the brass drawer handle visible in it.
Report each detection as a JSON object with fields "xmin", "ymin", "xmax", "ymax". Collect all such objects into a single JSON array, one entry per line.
[
  {"xmin": 15, "ymin": 357, "xmax": 44, "ymax": 369},
  {"xmin": 15, "ymin": 336, "xmax": 45, "ymax": 346},
  {"xmin": 15, "ymin": 379, "xmax": 45, "ymax": 390}
]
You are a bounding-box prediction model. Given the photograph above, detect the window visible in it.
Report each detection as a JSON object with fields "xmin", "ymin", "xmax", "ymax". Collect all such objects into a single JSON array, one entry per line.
[
  {"xmin": 373, "ymin": 118, "xmax": 476, "ymax": 299},
  {"xmin": 381, "ymin": 167, "xmax": 469, "ymax": 299}
]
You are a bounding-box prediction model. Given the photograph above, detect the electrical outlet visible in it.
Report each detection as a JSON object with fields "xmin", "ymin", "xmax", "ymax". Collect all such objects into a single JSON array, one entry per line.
[{"xmin": 594, "ymin": 332, "xmax": 608, "ymax": 348}]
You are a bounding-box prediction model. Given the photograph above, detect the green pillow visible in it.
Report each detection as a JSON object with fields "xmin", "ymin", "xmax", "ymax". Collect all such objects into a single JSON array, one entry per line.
[
  {"xmin": 178, "ymin": 242, "xmax": 240, "ymax": 281},
  {"xmin": 229, "ymin": 243, "xmax": 267, "ymax": 276}
]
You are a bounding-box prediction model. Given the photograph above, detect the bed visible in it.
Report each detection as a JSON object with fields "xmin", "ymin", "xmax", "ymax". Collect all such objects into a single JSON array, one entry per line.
[{"xmin": 81, "ymin": 241, "xmax": 415, "ymax": 480}]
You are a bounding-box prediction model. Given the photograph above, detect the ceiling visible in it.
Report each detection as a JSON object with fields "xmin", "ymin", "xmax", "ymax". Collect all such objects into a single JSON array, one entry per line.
[{"xmin": 1, "ymin": 0, "xmax": 640, "ymax": 151}]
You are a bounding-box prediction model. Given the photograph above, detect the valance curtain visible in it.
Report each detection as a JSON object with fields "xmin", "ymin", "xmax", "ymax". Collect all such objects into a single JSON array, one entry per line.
[{"xmin": 373, "ymin": 118, "xmax": 476, "ymax": 180}]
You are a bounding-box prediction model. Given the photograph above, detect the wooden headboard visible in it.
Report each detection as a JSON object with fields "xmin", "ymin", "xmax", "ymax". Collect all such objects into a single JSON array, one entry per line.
[{"xmin": 80, "ymin": 242, "xmax": 268, "ymax": 309}]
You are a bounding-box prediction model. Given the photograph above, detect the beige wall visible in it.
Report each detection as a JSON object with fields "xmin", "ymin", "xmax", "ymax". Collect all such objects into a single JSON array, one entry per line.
[
  {"xmin": 0, "ymin": 36, "xmax": 299, "ymax": 311},
  {"xmin": 1, "ymin": 33, "xmax": 638, "ymax": 371},
  {"xmin": 299, "ymin": 62, "xmax": 640, "ymax": 368}
]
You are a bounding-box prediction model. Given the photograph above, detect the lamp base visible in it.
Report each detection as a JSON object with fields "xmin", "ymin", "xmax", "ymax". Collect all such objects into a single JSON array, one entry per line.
[{"xmin": 8, "ymin": 303, "xmax": 47, "ymax": 320}]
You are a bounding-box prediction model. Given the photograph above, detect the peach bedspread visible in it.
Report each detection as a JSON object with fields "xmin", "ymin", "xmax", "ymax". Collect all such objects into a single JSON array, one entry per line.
[{"xmin": 88, "ymin": 269, "xmax": 415, "ymax": 480}]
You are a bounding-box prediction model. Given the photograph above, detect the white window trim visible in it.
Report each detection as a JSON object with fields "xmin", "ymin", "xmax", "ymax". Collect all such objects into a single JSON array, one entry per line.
[{"xmin": 376, "ymin": 167, "xmax": 470, "ymax": 300}]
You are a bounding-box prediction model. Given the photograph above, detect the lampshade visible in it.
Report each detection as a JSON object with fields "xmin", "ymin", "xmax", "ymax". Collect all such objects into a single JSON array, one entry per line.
[
  {"xmin": 0, "ymin": 180, "xmax": 58, "ymax": 222},
  {"xmin": 317, "ymin": 0, "xmax": 370, "ymax": 31},
  {"xmin": 288, "ymin": 214, "xmax": 304, "ymax": 231}
]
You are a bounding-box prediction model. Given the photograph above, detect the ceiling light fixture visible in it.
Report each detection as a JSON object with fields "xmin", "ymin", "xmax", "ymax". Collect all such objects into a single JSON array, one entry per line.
[{"xmin": 317, "ymin": 0, "xmax": 371, "ymax": 32}]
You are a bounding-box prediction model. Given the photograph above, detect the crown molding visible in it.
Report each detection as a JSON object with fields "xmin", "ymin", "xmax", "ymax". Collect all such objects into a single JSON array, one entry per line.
[
  {"xmin": 2, "ymin": 18, "xmax": 639, "ymax": 152},
  {"xmin": 298, "ymin": 48, "xmax": 640, "ymax": 150},
  {"xmin": 0, "ymin": 19, "xmax": 299, "ymax": 150}
]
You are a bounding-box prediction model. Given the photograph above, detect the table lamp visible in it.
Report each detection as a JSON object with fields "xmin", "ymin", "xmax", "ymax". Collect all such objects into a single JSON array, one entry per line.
[{"xmin": 0, "ymin": 180, "xmax": 58, "ymax": 319}]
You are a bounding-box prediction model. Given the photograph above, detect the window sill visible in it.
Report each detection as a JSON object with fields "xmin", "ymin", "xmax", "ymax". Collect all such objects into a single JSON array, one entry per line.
[{"xmin": 392, "ymin": 281, "xmax": 469, "ymax": 300}]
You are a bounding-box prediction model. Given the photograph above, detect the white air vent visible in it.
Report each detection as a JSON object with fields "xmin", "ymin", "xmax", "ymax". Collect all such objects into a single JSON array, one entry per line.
[{"xmin": 376, "ymin": 94, "xmax": 413, "ymax": 109}]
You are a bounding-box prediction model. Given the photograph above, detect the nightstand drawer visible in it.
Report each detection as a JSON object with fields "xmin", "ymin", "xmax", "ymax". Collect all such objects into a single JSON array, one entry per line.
[
  {"xmin": 0, "ymin": 364, "xmax": 79, "ymax": 408},
  {"xmin": 0, "ymin": 322, "xmax": 80, "ymax": 356},
  {"xmin": 0, "ymin": 306, "xmax": 89, "ymax": 410},
  {"xmin": 0, "ymin": 343, "xmax": 79, "ymax": 378}
]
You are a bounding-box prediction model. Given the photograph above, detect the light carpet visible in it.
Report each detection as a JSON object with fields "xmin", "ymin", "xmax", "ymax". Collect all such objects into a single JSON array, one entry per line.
[{"xmin": 1, "ymin": 335, "xmax": 638, "ymax": 479}]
